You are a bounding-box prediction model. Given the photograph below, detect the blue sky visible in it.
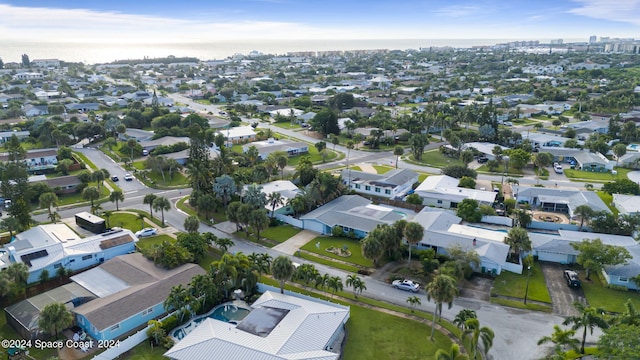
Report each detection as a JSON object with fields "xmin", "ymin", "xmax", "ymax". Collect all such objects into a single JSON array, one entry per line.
[{"xmin": 0, "ymin": 0, "xmax": 638, "ymax": 43}]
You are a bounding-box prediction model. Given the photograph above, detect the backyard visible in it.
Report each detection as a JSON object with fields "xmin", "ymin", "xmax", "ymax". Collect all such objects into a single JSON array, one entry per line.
[{"xmin": 300, "ymin": 236, "xmax": 373, "ymax": 268}]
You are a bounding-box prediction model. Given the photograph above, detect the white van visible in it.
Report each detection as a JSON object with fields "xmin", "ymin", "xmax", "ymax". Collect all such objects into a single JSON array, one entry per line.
[{"xmin": 554, "ymin": 164, "xmax": 563, "ymax": 174}]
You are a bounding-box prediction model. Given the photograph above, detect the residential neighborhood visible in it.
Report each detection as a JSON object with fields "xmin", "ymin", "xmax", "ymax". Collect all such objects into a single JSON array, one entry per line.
[{"xmin": 1, "ymin": 35, "xmax": 640, "ymax": 360}]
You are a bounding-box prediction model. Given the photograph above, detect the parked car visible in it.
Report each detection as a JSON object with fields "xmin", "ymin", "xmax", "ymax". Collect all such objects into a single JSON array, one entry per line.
[
  {"xmin": 124, "ymin": 173, "xmax": 133, "ymax": 181},
  {"xmin": 135, "ymin": 228, "xmax": 158, "ymax": 237},
  {"xmin": 477, "ymin": 157, "xmax": 489, "ymax": 164},
  {"xmin": 111, "ymin": 175, "xmax": 119, "ymax": 182},
  {"xmin": 142, "ymin": 149, "xmax": 149, "ymax": 156},
  {"xmin": 554, "ymin": 164, "xmax": 564, "ymax": 174},
  {"xmin": 564, "ymin": 269, "xmax": 581, "ymax": 288},
  {"xmin": 392, "ymin": 279, "xmax": 420, "ymax": 292}
]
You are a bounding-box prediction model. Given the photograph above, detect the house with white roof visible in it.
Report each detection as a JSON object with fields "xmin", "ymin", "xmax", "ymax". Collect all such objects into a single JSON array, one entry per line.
[
  {"xmin": 341, "ymin": 168, "xmax": 418, "ymax": 199},
  {"xmin": 244, "ymin": 180, "xmax": 300, "ymax": 216},
  {"xmin": 414, "ymin": 175, "xmax": 497, "ymax": 208},
  {"xmin": 0, "ymin": 224, "xmax": 138, "ymax": 284},
  {"xmin": 243, "ymin": 138, "xmax": 308, "ymax": 160},
  {"xmin": 572, "ymin": 151, "xmax": 613, "ymax": 172},
  {"xmin": 164, "ymin": 290, "xmax": 350, "ymax": 360},
  {"xmin": 218, "ymin": 125, "xmax": 257, "ymax": 145},
  {"xmin": 612, "ymin": 194, "xmax": 640, "ymax": 215},
  {"xmin": 463, "ymin": 142, "xmax": 508, "ymax": 160},
  {"xmin": 513, "ymin": 186, "xmax": 610, "ymax": 218},
  {"xmin": 300, "ymin": 195, "xmax": 415, "ymax": 238}
]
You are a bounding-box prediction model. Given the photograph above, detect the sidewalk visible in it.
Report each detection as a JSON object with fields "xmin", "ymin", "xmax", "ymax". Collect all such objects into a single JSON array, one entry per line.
[
  {"xmin": 272, "ymin": 230, "xmax": 318, "ymax": 255},
  {"xmin": 358, "ymin": 163, "xmax": 377, "ymax": 173}
]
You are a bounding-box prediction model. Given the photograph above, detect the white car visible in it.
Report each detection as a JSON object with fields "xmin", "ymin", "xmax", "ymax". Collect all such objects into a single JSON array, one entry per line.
[
  {"xmin": 392, "ymin": 279, "xmax": 420, "ymax": 293},
  {"xmin": 135, "ymin": 228, "xmax": 158, "ymax": 237},
  {"xmin": 124, "ymin": 173, "xmax": 134, "ymax": 181}
]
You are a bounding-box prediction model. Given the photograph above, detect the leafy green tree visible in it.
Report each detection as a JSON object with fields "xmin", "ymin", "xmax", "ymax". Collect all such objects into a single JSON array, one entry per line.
[
  {"xmin": 504, "ymin": 227, "xmax": 531, "ymax": 259},
  {"xmin": 91, "ymin": 170, "xmax": 106, "ymax": 192},
  {"xmin": 82, "ymin": 186, "xmax": 100, "ymax": 208},
  {"xmin": 454, "ymin": 309, "xmax": 477, "ymax": 329},
  {"xmin": 571, "ymin": 238, "xmax": 631, "ymax": 280},
  {"xmin": 213, "ymin": 174, "xmax": 236, "ymax": 208},
  {"xmin": 409, "ymin": 134, "xmax": 428, "ymax": 161},
  {"xmin": 146, "ymin": 319, "xmax": 167, "ymax": 346},
  {"xmin": 537, "ymin": 325, "xmax": 579, "ymax": 356},
  {"xmin": 164, "ymin": 284, "xmax": 193, "ymax": 322},
  {"xmin": 109, "ymin": 189, "xmax": 124, "ymax": 211},
  {"xmin": 406, "ymin": 295, "xmax": 421, "ymax": 313},
  {"xmin": 563, "ymin": 302, "xmax": 609, "ymax": 354},
  {"xmin": 514, "ymin": 209, "xmax": 532, "ymax": 228},
  {"xmin": 39, "ymin": 192, "xmax": 59, "ymax": 218},
  {"xmin": 310, "ymin": 108, "xmax": 339, "ymax": 135},
  {"xmin": 360, "ymin": 232, "xmax": 384, "ymax": 267},
  {"xmin": 613, "ymin": 299, "xmax": 640, "ymax": 326},
  {"xmin": 442, "ymin": 165, "xmax": 477, "ymax": 179},
  {"xmin": 456, "ymin": 199, "xmax": 481, "ymax": 222},
  {"xmin": 597, "ymin": 324, "xmax": 640, "ymax": 358},
  {"xmin": 345, "ymin": 274, "xmax": 367, "ymax": 298},
  {"xmin": 463, "ymin": 318, "xmax": 494, "ymax": 360},
  {"xmin": 613, "ymin": 143, "xmax": 627, "ymax": 166},
  {"xmin": 183, "ymin": 215, "xmax": 200, "ymax": 233},
  {"xmin": 426, "ymin": 274, "xmax": 459, "ymax": 339},
  {"xmin": 434, "ymin": 343, "xmax": 468, "ymax": 360},
  {"xmin": 393, "ymin": 146, "xmax": 404, "ymax": 168},
  {"xmin": 602, "ymin": 179, "xmax": 640, "ymax": 195},
  {"xmin": 506, "ymin": 148, "xmax": 531, "ymax": 170},
  {"xmin": 39, "ymin": 269, "xmax": 50, "ymax": 283},
  {"xmin": 460, "ymin": 150, "xmax": 475, "ymax": 167},
  {"xmin": 249, "ymin": 209, "xmax": 270, "ymax": 241},
  {"xmin": 574, "ymin": 205, "xmax": 595, "ymax": 230},
  {"xmin": 152, "ymin": 196, "xmax": 171, "ymax": 225},
  {"xmin": 39, "ymin": 302, "xmax": 73, "ymax": 338},
  {"xmin": 271, "ymin": 256, "xmax": 295, "ymax": 294},
  {"xmin": 458, "ymin": 176, "xmax": 476, "ymax": 189},
  {"xmin": 404, "ymin": 221, "xmax": 424, "ymax": 265},
  {"xmin": 226, "ymin": 201, "xmax": 242, "ymax": 232},
  {"xmin": 405, "ymin": 193, "xmax": 423, "ymax": 205},
  {"xmin": 327, "ymin": 275, "xmax": 343, "ymax": 298}
]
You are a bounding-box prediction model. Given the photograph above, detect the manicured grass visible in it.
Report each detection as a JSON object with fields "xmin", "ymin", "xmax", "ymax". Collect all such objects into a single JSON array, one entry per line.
[
  {"xmin": 413, "ymin": 149, "xmax": 464, "ymax": 168},
  {"xmin": 287, "ymin": 146, "xmax": 338, "ymax": 166},
  {"xmin": 72, "ymin": 151, "xmax": 97, "ymax": 170},
  {"xmin": 418, "ymin": 173, "xmax": 429, "ymax": 183},
  {"xmin": 198, "ymin": 248, "xmax": 222, "ymax": 271},
  {"xmin": 296, "ymin": 252, "xmax": 360, "ymax": 273},
  {"xmin": 581, "ymin": 273, "xmax": 640, "ymax": 314},
  {"xmin": 261, "ymin": 225, "xmax": 302, "ymax": 243},
  {"xmin": 125, "ymin": 209, "xmax": 166, "ymax": 228},
  {"xmin": 135, "ymin": 234, "xmax": 175, "ymax": 253},
  {"xmin": 143, "ymin": 170, "xmax": 189, "ymax": 187},
  {"xmin": 564, "ymin": 167, "xmax": 630, "ymax": 181},
  {"xmin": 343, "ymin": 304, "xmax": 453, "ymax": 360},
  {"xmin": 300, "ymin": 236, "xmax": 373, "ymax": 268},
  {"xmin": 596, "ymin": 191, "xmax": 618, "ymax": 216},
  {"xmin": 491, "ymin": 262, "xmax": 552, "ymax": 303},
  {"xmin": 476, "ymin": 165, "xmax": 524, "ymax": 176},
  {"xmin": 132, "ymin": 161, "xmax": 146, "ymax": 170},
  {"xmin": 118, "ymin": 341, "xmax": 171, "ymax": 359},
  {"xmin": 349, "ymin": 166, "xmax": 362, "ymax": 172},
  {"xmin": 56, "ymin": 183, "xmax": 110, "ymax": 206},
  {"xmin": 273, "ymin": 122, "xmax": 302, "ymax": 129},
  {"xmin": 490, "ymin": 297, "xmax": 553, "ymax": 313},
  {"xmin": 373, "ymin": 165, "xmax": 394, "ymax": 174},
  {"xmin": 107, "ymin": 212, "xmax": 147, "ymax": 232}
]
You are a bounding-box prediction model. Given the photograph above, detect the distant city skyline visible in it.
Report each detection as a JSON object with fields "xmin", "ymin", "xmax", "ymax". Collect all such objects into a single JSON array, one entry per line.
[{"xmin": 0, "ymin": 0, "xmax": 639, "ymax": 44}]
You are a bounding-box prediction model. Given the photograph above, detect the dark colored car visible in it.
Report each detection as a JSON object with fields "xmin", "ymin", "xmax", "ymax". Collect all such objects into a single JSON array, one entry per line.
[
  {"xmin": 564, "ymin": 269, "xmax": 581, "ymax": 288},
  {"xmin": 477, "ymin": 157, "xmax": 489, "ymax": 164},
  {"xmin": 111, "ymin": 176, "xmax": 119, "ymax": 182}
]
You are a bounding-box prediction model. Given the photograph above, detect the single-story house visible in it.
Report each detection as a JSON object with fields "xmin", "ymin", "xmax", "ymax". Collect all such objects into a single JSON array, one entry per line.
[
  {"xmin": 122, "ymin": 128, "xmax": 155, "ymax": 142},
  {"xmin": 218, "ymin": 126, "xmax": 257, "ymax": 145},
  {"xmin": 164, "ymin": 290, "xmax": 350, "ymax": 360},
  {"xmin": 139, "ymin": 136, "xmax": 190, "ymax": 152},
  {"xmin": 243, "ymin": 138, "xmax": 308, "ymax": 160},
  {"xmin": 300, "ymin": 195, "xmax": 415, "ymax": 238},
  {"xmin": 0, "ymin": 131, "xmax": 30, "ymax": 143},
  {"xmin": 618, "ymin": 151, "xmax": 640, "ymax": 168},
  {"xmin": 72, "ymin": 253, "xmax": 206, "ymax": 341},
  {"xmin": 463, "ymin": 142, "xmax": 508, "ymax": 160},
  {"xmin": 341, "ymin": 168, "xmax": 418, "ymax": 199},
  {"xmin": 539, "ymin": 147, "xmax": 581, "ymax": 164},
  {"xmin": 0, "ymin": 148, "xmax": 58, "ymax": 172},
  {"xmin": 65, "ymin": 103, "xmax": 100, "ymax": 112},
  {"xmin": 246, "ymin": 180, "xmax": 300, "ymax": 215},
  {"xmin": 28, "ymin": 175, "xmax": 82, "ymax": 194},
  {"xmin": 612, "ymin": 194, "xmax": 640, "ymax": 215},
  {"xmin": 568, "ymin": 119, "xmax": 609, "ymax": 134},
  {"xmin": 23, "ymin": 105, "xmax": 49, "ymax": 117},
  {"xmin": 0, "ymin": 224, "xmax": 138, "ymax": 284},
  {"xmin": 413, "ymin": 175, "xmax": 497, "ymax": 208},
  {"xmin": 413, "ymin": 209, "xmax": 511, "ymax": 275},
  {"xmin": 513, "ymin": 186, "xmax": 610, "ymax": 218},
  {"xmin": 522, "ymin": 132, "xmax": 582, "ymax": 148},
  {"xmin": 572, "ymin": 151, "xmax": 612, "ymax": 172}
]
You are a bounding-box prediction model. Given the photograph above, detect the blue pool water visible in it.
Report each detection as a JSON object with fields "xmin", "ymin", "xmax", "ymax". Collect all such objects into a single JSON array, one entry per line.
[
  {"xmin": 171, "ymin": 303, "xmax": 251, "ymax": 340},
  {"xmin": 392, "ymin": 210, "xmax": 408, "ymax": 218}
]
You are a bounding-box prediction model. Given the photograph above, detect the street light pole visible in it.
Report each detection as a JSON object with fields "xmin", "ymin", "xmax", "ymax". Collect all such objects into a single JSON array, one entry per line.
[{"xmin": 524, "ymin": 266, "xmax": 532, "ymax": 304}]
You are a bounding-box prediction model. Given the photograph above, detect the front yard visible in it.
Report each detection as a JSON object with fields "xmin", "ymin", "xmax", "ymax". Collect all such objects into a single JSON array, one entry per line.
[
  {"xmin": 261, "ymin": 224, "xmax": 302, "ymax": 243},
  {"xmin": 581, "ymin": 273, "xmax": 640, "ymax": 314},
  {"xmin": 300, "ymin": 236, "xmax": 373, "ymax": 268},
  {"xmin": 491, "ymin": 262, "xmax": 552, "ymax": 306},
  {"xmin": 563, "ymin": 167, "xmax": 631, "ymax": 182},
  {"xmin": 410, "ymin": 149, "xmax": 463, "ymax": 168}
]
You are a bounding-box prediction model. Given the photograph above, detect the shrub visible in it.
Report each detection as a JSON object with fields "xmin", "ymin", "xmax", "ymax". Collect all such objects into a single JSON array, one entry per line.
[
  {"xmin": 606, "ymin": 284, "xmax": 629, "ymax": 292},
  {"xmin": 160, "ymin": 314, "xmax": 178, "ymax": 333}
]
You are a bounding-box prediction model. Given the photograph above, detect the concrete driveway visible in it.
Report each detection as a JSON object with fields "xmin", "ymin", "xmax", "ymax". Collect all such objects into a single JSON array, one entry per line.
[{"xmin": 540, "ymin": 262, "xmax": 585, "ymax": 317}]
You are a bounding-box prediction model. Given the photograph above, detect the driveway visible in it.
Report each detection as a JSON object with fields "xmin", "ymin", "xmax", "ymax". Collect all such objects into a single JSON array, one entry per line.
[{"xmin": 540, "ymin": 262, "xmax": 585, "ymax": 317}]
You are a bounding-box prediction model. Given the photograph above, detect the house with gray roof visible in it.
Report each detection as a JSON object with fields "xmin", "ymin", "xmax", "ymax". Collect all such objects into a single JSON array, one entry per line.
[
  {"xmin": 243, "ymin": 138, "xmax": 308, "ymax": 160},
  {"xmin": 572, "ymin": 151, "xmax": 612, "ymax": 172},
  {"xmin": 341, "ymin": 168, "xmax": 418, "ymax": 199},
  {"xmin": 414, "ymin": 175, "xmax": 497, "ymax": 208},
  {"xmin": 72, "ymin": 253, "xmax": 206, "ymax": 341},
  {"xmin": 513, "ymin": 186, "xmax": 610, "ymax": 218},
  {"xmin": 612, "ymin": 194, "xmax": 640, "ymax": 215},
  {"xmin": 300, "ymin": 195, "xmax": 415, "ymax": 238},
  {"xmin": 139, "ymin": 136, "xmax": 190, "ymax": 151}
]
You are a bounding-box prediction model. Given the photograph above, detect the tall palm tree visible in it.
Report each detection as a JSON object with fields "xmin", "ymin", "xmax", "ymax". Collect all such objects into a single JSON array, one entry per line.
[
  {"xmin": 537, "ymin": 325, "xmax": 580, "ymax": 356},
  {"xmin": 91, "ymin": 170, "xmax": 106, "ymax": 192},
  {"xmin": 573, "ymin": 205, "xmax": 595, "ymax": 230},
  {"xmin": 164, "ymin": 284, "xmax": 192, "ymax": 322},
  {"xmin": 82, "ymin": 186, "xmax": 100, "ymax": 208},
  {"xmin": 462, "ymin": 318, "xmax": 495, "ymax": 359},
  {"xmin": 614, "ymin": 299, "xmax": 640, "ymax": 326},
  {"xmin": 184, "ymin": 215, "xmax": 200, "ymax": 233},
  {"xmin": 102, "ymin": 210, "xmax": 113, "ymax": 228},
  {"xmin": 404, "ymin": 221, "xmax": 424, "ymax": 266},
  {"xmin": 39, "ymin": 192, "xmax": 59, "ymax": 218},
  {"xmin": 267, "ymin": 192, "xmax": 284, "ymax": 218},
  {"xmin": 327, "ymin": 276, "xmax": 343, "ymax": 298},
  {"xmin": 109, "ymin": 189, "xmax": 125, "ymax": 211},
  {"xmin": 277, "ymin": 154, "xmax": 288, "ymax": 180},
  {"xmin": 563, "ymin": 302, "xmax": 609, "ymax": 354},
  {"xmin": 426, "ymin": 274, "xmax": 459, "ymax": 340},
  {"xmin": 152, "ymin": 196, "xmax": 171, "ymax": 225},
  {"xmin": 249, "ymin": 209, "xmax": 270, "ymax": 241},
  {"xmin": 504, "ymin": 227, "xmax": 532, "ymax": 260},
  {"xmin": 345, "ymin": 274, "xmax": 366, "ymax": 298},
  {"xmin": 434, "ymin": 343, "xmax": 468, "ymax": 360},
  {"xmin": 243, "ymin": 183, "xmax": 267, "ymax": 209},
  {"xmin": 271, "ymin": 256, "xmax": 295, "ymax": 294},
  {"xmin": 454, "ymin": 309, "xmax": 477, "ymax": 329},
  {"xmin": 38, "ymin": 302, "xmax": 73, "ymax": 339},
  {"xmin": 143, "ymin": 194, "xmax": 158, "ymax": 219}
]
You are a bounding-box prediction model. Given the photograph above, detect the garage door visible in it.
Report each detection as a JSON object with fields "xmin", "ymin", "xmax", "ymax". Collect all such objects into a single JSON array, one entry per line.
[
  {"xmin": 537, "ymin": 251, "xmax": 569, "ymax": 264},
  {"xmin": 303, "ymin": 220, "xmax": 326, "ymax": 234}
]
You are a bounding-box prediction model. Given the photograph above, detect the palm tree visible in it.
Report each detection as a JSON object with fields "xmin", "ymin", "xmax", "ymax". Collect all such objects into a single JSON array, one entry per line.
[
  {"xmin": 454, "ymin": 309, "xmax": 477, "ymax": 329},
  {"xmin": 82, "ymin": 186, "xmax": 100, "ymax": 208},
  {"xmin": 267, "ymin": 192, "xmax": 284, "ymax": 218},
  {"xmin": 404, "ymin": 221, "xmax": 424, "ymax": 266},
  {"xmin": 426, "ymin": 274, "xmax": 459, "ymax": 340},
  {"xmin": 504, "ymin": 227, "xmax": 531, "ymax": 260},
  {"xmin": 38, "ymin": 302, "xmax": 73, "ymax": 339},
  {"xmin": 214, "ymin": 237, "xmax": 235, "ymax": 254},
  {"xmin": 614, "ymin": 299, "xmax": 640, "ymax": 326},
  {"xmin": 164, "ymin": 284, "xmax": 192, "ymax": 322},
  {"xmin": 406, "ymin": 295, "xmax": 421, "ymax": 312},
  {"xmin": 102, "ymin": 210, "xmax": 113, "ymax": 228},
  {"xmin": 109, "ymin": 189, "xmax": 125, "ymax": 211},
  {"xmin": 462, "ymin": 318, "xmax": 494, "ymax": 359},
  {"xmin": 184, "ymin": 215, "xmax": 200, "ymax": 233},
  {"xmin": 537, "ymin": 325, "xmax": 580, "ymax": 356},
  {"xmin": 271, "ymin": 256, "xmax": 295, "ymax": 294},
  {"xmin": 39, "ymin": 192, "xmax": 59, "ymax": 218},
  {"xmin": 573, "ymin": 205, "xmax": 595, "ymax": 230},
  {"xmin": 126, "ymin": 138, "xmax": 138, "ymax": 161},
  {"xmin": 137, "ymin": 213, "xmax": 145, "ymax": 230},
  {"xmin": 249, "ymin": 209, "xmax": 270, "ymax": 241},
  {"xmin": 143, "ymin": 194, "xmax": 158, "ymax": 219},
  {"xmin": 327, "ymin": 275, "xmax": 343, "ymax": 298},
  {"xmin": 152, "ymin": 196, "xmax": 171, "ymax": 225},
  {"xmin": 434, "ymin": 343, "xmax": 469, "ymax": 360},
  {"xmin": 393, "ymin": 146, "xmax": 404, "ymax": 168},
  {"xmin": 345, "ymin": 274, "xmax": 366, "ymax": 298},
  {"xmin": 48, "ymin": 211, "xmax": 61, "ymax": 224},
  {"xmin": 361, "ymin": 234, "xmax": 384, "ymax": 267},
  {"xmin": 277, "ymin": 154, "xmax": 288, "ymax": 180},
  {"xmin": 563, "ymin": 302, "xmax": 609, "ymax": 354},
  {"xmin": 243, "ymin": 183, "xmax": 267, "ymax": 209}
]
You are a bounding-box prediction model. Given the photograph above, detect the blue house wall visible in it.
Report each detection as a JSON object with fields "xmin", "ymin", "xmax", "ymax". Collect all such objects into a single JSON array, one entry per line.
[
  {"xmin": 26, "ymin": 242, "xmax": 136, "ymax": 284},
  {"xmin": 76, "ymin": 302, "xmax": 166, "ymax": 340}
]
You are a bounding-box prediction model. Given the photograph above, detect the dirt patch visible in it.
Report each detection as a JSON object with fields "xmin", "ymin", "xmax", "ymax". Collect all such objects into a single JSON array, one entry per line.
[
  {"xmin": 539, "ymin": 262, "xmax": 585, "ymax": 316},
  {"xmin": 459, "ymin": 276, "xmax": 493, "ymax": 301}
]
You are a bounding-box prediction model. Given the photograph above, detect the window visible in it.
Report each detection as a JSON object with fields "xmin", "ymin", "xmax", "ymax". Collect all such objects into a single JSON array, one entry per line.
[
  {"xmin": 375, "ymin": 187, "xmax": 381, "ymax": 193},
  {"xmin": 69, "ymin": 259, "xmax": 75, "ymax": 263},
  {"xmin": 142, "ymin": 307, "xmax": 154, "ymax": 316},
  {"xmin": 619, "ymin": 277, "xmax": 629, "ymax": 283},
  {"xmin": 82, "ymin": 255, "xmax": 92, "ymax": 261},
  {"xmin": 365, "ymin": 186, "xmax": 371, "ymax": 191},
  {"xmin": 385, "ymin": 189, "xmax": 391, "ymax": 195},
  {"xmin": 355, "ymin": 184, "xmax": 360, "ymax": 189},
  {"xmin": 110, "ymin": 324, "xmax": 120, "ymax": 331},
  {"xmin": 53, "ymin": 263, "xmax": 61, "ymax": 269},
  {"xmin": 437, "ymin": 200, "xmax": 443, "ymax": 204}
]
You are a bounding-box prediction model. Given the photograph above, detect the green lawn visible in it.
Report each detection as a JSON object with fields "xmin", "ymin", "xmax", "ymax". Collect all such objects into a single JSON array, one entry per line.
[
  {"xmin": 108, "ymin": 212, "xmax": 147, "ymax": 232},
  {"xmin": 135, "ymin": 234, "xmax": 175, "ymax": 253},
  {"xmin": 261, "ymin": 225, "xmax": 302, "ymax": 243},
  {"xmin": 72, "ymin": 151, "xmax": 97, "ymax": 170},
  {"xmin": 418, "ymin": 173, "xmax": 429, "ymax": 183},
  {"xmin": 349, "ymin": 165, "xmax": 362, "ymax": 172},
  {"xmin": 143, "ymin": 171, "xmax": 189, "ymax": 187},
  {"xmin": 563, "ymin": 168, "xmax": 631, "ymax": 181},
  {"xmin": 476, "ymin": 165, "xmax": 524, "ymax": 176},
  {"xmin": 373, "ymin": 165, "xmax": 394, "ymax": 174},
  {"xmin": 596, "ymin": 191, "xmax": 618, "ymax": 216},
  {"xmin": 412, "ymin": 150, "xmax": 463, "ymax": 168},
  {"xmin": 273, "ymin": 122, "xmax": 302, "ymax": 129},
  {"xmin": 116, "ymin": 342, "xmax": 168, "ymax": 360},
  {"xmin": 581, "ymin": 273, "xmax": 640, "ymax": 314},
  {"xmin": 56, "ymin": 183, "xmax": 110, "ymax": 206},
  {"xmin": 491, "ymin": 262, "xmax": 552, "ymax": 304},
  {"xmin": 300, "ymin": 236, "xmax": 373, "ymax": 268},
  {"xmin": 296, "ymin": 252, "xmax": 360, "ymax": 273},
  {"xmin": 287, "ymin": 146, "xmax": 338, "ymax": 166}
]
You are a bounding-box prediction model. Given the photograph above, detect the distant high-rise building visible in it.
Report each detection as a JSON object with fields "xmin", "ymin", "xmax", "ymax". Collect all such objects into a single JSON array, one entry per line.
[{"xmin": 589, "ymin": 35, "xmax": 597, "ymax": 43}]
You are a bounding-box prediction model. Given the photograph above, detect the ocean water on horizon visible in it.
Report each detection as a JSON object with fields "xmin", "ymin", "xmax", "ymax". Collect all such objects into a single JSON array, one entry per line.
[{"xmin": 0, "ymin": 38, "xmax": 565, "ymax": 65}]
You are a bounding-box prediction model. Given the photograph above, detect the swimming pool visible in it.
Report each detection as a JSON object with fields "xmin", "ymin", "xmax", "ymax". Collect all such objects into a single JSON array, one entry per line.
[
  {"xmin": 171, "ymin": 301, "xmax": 251, "ymax": 341},
  {"xmin": 392, "ymin": 210, "xmax": 408, "ymax": 218}
]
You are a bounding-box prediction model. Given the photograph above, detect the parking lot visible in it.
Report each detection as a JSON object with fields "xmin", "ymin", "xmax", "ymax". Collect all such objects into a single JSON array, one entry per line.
[{"xmin": 540, "ymin": 262, "xmax": 585, "ymax": 316}]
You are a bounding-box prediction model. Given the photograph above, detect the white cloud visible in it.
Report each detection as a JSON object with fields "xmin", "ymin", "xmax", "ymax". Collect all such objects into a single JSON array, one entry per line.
[{"xmin": 568, "ymin": 0, "xmax": 640, "ymax": 25}]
